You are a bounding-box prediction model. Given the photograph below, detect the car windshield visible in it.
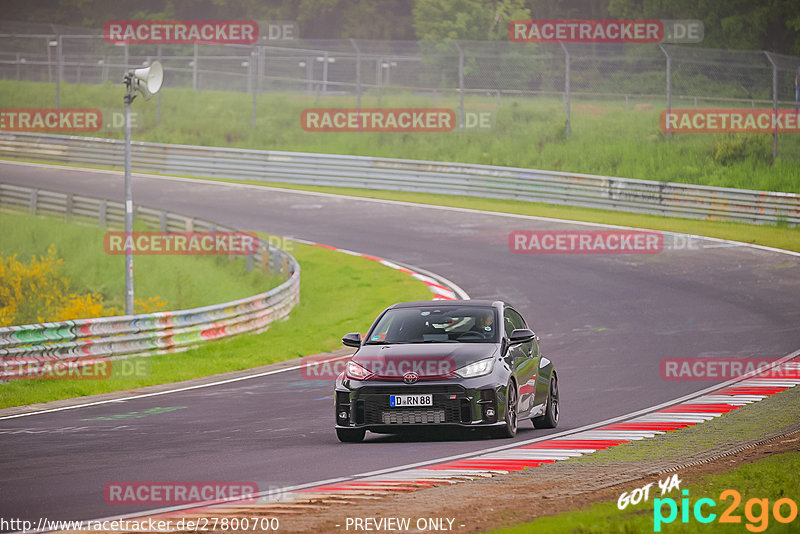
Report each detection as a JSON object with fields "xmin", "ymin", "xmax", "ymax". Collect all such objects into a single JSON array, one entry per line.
[{"xmin": 365, "ymin": 306, "xmax": 499, "ymax": 344}]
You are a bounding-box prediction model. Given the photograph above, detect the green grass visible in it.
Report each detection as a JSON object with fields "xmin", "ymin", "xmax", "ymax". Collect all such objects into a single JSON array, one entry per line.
[
  {"xmin": 0, "ymin": 232, "xmax": 432, "ymax": 408},
  {"xmin": 0, "ymin": 212, "xmax": 277, "ymax": 314},
  {"xmin": 1, "ymin": 79, "xmax": 798, "ymax": 193},
  {"xmin": 488, "ymin": 385, "xmax": 800, "ymax": 533},
  {"xmin": 489, "ymin": 451, "xmax": 800, "ymax": 533}
]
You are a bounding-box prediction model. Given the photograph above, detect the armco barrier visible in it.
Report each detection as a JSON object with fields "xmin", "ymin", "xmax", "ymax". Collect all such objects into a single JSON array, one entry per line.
[
  {"xmin": 0, "ymin": 183, "xmax": 300, "ymax": 376},
  {"xmin": 0, "ymin": 132, "xmax": 798, "ymax": 225}
]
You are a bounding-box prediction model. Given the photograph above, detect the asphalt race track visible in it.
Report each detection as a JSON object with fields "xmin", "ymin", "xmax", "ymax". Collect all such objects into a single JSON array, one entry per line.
[{"xmin": 2, "ymin": 161, "xmax": 799, "ymax": 523}]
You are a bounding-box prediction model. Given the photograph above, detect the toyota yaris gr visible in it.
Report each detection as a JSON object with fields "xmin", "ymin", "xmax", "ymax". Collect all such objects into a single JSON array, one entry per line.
[{"xmin": 334, "ymin": 300, "xmax": 559, "ymax": 442}]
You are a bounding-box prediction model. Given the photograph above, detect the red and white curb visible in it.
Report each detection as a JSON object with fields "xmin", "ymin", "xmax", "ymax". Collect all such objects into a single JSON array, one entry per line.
[
  {"xmin": 293, "ymin": 239, "xmax": 466, "ymax": 301},
  {"xmin": 130, "ymin": 356, "xmax": 800, "ymax": 521},
  {"xmin": 289, "ymin": 359, "xmax": 800, "ymax": 495}
]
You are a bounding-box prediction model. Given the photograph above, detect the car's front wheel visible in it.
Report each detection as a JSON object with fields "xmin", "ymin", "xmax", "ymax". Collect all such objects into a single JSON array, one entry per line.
[
  {"xmin": 494, "ymin": 381, "xmax": 518, "ymax": 438},
  {"xmin": 533, "ymin": 375, "xmax": 559, "ymax": 429},
  {"xmin": 336, "ymin": 428, "xmax": 366, "ymax": 443}
]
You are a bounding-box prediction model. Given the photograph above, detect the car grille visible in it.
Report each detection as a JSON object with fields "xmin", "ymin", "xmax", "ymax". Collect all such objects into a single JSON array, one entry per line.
[
  {"xmin": 357, "ymin": 386, "xmax": 470, "ymax": 425},
  {"xmin": 381, "ymin": 410, "xmax": 446, "ymax": 424}
]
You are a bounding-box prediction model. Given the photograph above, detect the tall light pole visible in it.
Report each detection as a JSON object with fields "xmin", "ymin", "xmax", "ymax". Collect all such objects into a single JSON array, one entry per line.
[{"xmin": 122, "ymin": 61, "xmax": 163, "ymax": 315}]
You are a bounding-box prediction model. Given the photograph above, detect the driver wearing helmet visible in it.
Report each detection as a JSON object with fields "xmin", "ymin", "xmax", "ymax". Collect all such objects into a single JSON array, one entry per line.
[{"xmin": 471, "ymin": 310, "xmax": 495, "ymax": 335}]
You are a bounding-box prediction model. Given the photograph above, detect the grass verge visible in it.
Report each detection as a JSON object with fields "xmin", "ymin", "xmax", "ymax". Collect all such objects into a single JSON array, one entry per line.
[
  {"xmin": 1, "ymin": 79, "xmax": 798, "ymax": 192},
  {"xmin": 0, "ymin": 233, "xmax": 432, "ymax": 408},
  {"xmin": 490, "ymin": 450, "xmax": 800, "ymax": 533},
  {"xmin": 0, "ymin": 211, "xmax": 278, "ymax": 313}
]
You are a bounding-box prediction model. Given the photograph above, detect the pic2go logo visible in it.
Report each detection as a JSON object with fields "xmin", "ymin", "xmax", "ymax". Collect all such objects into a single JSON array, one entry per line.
[{"xmin": 654, "ymin": 489, "xmax": 798, "ymax": 532}]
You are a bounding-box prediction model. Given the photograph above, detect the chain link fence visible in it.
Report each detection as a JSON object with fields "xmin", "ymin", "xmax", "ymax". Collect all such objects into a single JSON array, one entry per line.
[{"xmin": 1, "ymin": 20, "xmax": 799, "ymax": 154}]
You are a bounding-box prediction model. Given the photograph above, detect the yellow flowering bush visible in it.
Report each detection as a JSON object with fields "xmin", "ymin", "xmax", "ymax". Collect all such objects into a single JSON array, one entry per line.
[{"xmin": 0, "ymin": 245, "xmax": 166, "ymax": 326}]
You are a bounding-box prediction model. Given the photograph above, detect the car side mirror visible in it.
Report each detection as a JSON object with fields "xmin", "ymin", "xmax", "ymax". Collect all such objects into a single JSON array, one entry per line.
[
  {"xmin": 509, "ymin": 328, "xmax": 535, "ymax": 345},
  {"xmin": 342, "ymin": 332, "xmax": 362, "ymax": 348}
]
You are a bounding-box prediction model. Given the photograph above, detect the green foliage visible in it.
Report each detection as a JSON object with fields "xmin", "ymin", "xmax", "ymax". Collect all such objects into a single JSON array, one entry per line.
[
  {"xmin": 0, "ymin": 236, "xmax": 432, "ymax": 408},
  {"xmin": 608, "ymin": 0, "xmax": 800, "ymax": 55},
  {"xmin": 4, "ymin": 0, "xmax": 800, "ymax": 52},
  {"xmin": 0, "ymin": 212, "xmax": 276, "ymax": 313},
  {"xmin": 414, "ymin": 0, "xmax": 529, "ymax": 41},
  {"xmin": 1, "ymin": 79, "xmax": 799, "ymax": 193},
  {"xmin": 712, "ymin": 134, "xmax": 771, "ymax": 166}
]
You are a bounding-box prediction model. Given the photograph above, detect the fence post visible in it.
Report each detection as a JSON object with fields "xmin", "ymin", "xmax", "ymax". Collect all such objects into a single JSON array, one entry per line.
[
  {"xmin": 29, "ymin": 189, "xmax": 38, "ymax": 216},
  {"xmin": 261, "ymin": 246, "xmax": 270, "ymax": 274},
  {"xmin": 764, "ymin": 51, "xmax": 778, "ymax": 163},
  {"xmin": 659, "ymin": 44, "xmax": 671, "ymax": 139},
  {"xmin": 16, "ymin": 52, "xmax": 20, "ymax": 80},
  {"xmin": 99, "ymin": 199, "xmax": 107, "ymax": 228},
  {"xmin": 251, "ymin": 46, "xmax": 257, "ymax": 127},
  {"xmin": 65, "ymin": 193, "xmax": 73, "ymax": 222},
  {"xmin": 376, "ymin": 56, "xmax": 382, "ymax": 105},
  {"xmin": 350, "ymin": 39, "xmax": 361, "ymax": 113},
  {"xmin": 259, "ymin": 46, "xmax": 265, "ymax": 95},
  {"xmin": 56, "ymin": 35, "xmax": 62, "ymax": 109},
  {"xmin": 193, "ymin": 42, "xmax": 198, "ymax": 90},
  {"xmin": 455, "ymin": 41, "xmax": 464, "ymax": 133},
  {"xmin": 306, "ymin": 55, "xmax": 313, "ymax": 95},
  {"xmin": 559, "ymin": 43, "xmax": 571, "ymax": 138},
  {"xmin": 46, "ymin": 37, "xmax": 52, "ymax": 83},
  {"xmin": 156, "ymin": 45, "xmax": 162, "ymax": 126},
  {"xmin": 123, "ymin": 42, "xmax": 129, "ymax": 72},
  {"xmin": 322, "ymin": 50, "xmax": 329, "ymax": 95}
]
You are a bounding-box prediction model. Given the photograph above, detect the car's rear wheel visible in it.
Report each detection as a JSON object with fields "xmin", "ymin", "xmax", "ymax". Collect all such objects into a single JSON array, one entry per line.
[
  {"xmin": 336, "ymin": 428, "xmax": 366, "ymax": 443},
  {"xmin": 533, "ymin": 375, "xmax": 559, "ymax": 429},
  {"xmin": 494, "ymin": 381, "xmax": 518, "ymax": 438}
]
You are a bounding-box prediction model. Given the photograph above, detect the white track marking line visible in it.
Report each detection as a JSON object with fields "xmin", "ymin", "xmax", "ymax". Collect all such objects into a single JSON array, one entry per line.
[
  {"xmin": 0, "ymin": 354, "xmax": 349, "ymax": 421},
  {"xmin": 3, "ymin": 159, "xmax": 800, "ymax": 527},
  {"xmin": 55, "ymin": 354, "xmax": 799, "ymax": 528},
  {"xmin": 2, "ymin": 159, "xmax": 798, "ymax": 259}
]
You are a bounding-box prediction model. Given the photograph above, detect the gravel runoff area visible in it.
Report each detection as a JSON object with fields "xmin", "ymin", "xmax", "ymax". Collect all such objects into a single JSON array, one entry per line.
[{"xmin": 65, "ymin": 375, "xmax": 800, "ymax": 534}]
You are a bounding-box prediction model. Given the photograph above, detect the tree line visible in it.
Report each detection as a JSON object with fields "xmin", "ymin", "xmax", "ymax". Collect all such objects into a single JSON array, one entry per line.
[{"xmin": 5, "ymin": 0, "xmax": 800, "ymax": 55}]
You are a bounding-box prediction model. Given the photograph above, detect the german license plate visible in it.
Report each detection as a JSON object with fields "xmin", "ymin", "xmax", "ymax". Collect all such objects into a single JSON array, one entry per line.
[{"xmin": 390, "ymin": 394, "xmax": 433, "ymax": 407}]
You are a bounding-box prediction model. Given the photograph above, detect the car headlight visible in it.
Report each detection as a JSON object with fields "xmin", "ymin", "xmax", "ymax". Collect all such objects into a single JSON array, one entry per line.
[
  {"xmin": 455, "ymin": 358, "xmax": 493, "ymax": 378},
  {"xmin": 346, "ymin": 361, "xmax": 372, "ymax": 380}
]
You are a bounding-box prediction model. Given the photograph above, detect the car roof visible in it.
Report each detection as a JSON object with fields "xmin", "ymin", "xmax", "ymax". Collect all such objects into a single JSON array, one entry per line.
[{"xmin": 388, "ymin": 300, "xmax": 508, "ymax": 309}]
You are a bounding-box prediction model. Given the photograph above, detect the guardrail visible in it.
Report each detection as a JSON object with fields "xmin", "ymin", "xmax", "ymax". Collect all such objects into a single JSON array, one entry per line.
[
  {"xmin": 1, "ymin": 132, "xmax": 798, "ymax": 225},
  {"xmin": 0, "ymin": 182, "xmax": 300, "ymax": 377}
]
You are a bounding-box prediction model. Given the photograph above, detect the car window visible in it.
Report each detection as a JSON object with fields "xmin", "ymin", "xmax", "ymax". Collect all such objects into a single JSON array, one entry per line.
[
  {"xmin": 504, "ymin": 308, "xmax": 527, "ymax": 336},
  {"xmin": 503, "ymin": 311, "xmax": 516, "ymax": 339},
  {"xmin": 366, "ymin": 306, "xmax": 499, "ymax": 344}
]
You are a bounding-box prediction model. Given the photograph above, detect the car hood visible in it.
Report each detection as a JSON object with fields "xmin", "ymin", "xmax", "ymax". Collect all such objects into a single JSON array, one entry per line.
[{"xmin": 352, "ymin": 343, "xmax": 499, "ymax": 380}]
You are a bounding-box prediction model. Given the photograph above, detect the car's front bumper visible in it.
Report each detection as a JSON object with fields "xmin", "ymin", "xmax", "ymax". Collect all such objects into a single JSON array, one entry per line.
[{"xmin": 334, "ymin": 376, "xmax": 509, "ymax": 433}]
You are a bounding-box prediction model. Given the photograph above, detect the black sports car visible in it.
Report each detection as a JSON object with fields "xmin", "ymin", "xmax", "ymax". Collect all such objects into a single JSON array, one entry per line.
[{"xmin": 334, "ymin": 300, "xmax": 559, "ymax": 442}]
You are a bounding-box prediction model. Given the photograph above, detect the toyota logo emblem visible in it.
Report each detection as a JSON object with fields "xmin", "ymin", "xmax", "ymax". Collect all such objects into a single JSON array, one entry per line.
[{"xmin": 403, "ymin": 372, "xmax": 419, "ymax": 384}]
